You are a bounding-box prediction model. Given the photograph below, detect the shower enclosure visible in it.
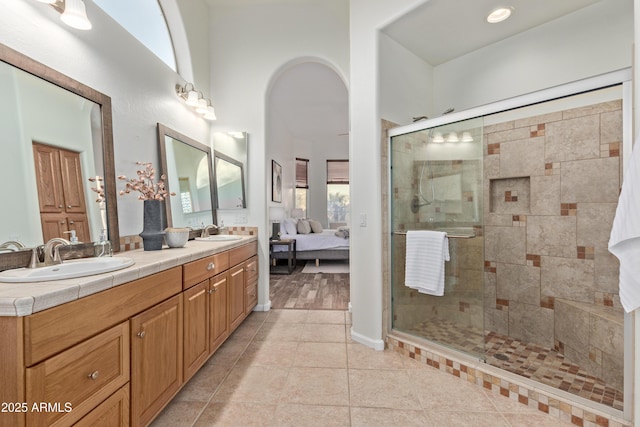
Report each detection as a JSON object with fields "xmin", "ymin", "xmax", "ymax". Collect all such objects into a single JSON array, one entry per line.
[{"xmin": 389, "ymin": 82, "xmax": 627, "ymax": 414}]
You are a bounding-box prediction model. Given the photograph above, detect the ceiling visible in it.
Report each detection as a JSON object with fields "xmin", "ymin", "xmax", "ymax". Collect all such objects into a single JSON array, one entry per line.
[
  {"xmin": 270, "ymin": 0, "xmax": 603, "ymax": 144},
  {"xmin": 382, "ymin": 0, "xmax": 602, "ymax": 65}
]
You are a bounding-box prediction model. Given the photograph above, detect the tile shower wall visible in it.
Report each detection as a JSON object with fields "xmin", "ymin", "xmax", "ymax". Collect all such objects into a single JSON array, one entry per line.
[{"xmin": 483, "ymin": 100, "xmax": 623, "ymax": 389}]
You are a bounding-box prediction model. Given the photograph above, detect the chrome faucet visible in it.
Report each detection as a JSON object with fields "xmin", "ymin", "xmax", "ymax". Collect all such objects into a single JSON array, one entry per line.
[
  {"xmin": 200, "ymin": 224, "xmax": 219, "ymax": 238},
  {"xmin": 0, "ymin": 241, "xmax": 25, "ymax": 252},
  {"xmin": 43, "ymin": 238, "xmax": 71, "ymax": 266}
]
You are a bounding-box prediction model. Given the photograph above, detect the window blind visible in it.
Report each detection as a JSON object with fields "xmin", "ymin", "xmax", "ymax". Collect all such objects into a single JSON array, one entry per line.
[
  {"xmin": 296, "ymin": 158, "xmax": 309, "ymax": 188},
  {"xmin": 327, "ymin": 160, "xmax": 349, "ymax": 184}
]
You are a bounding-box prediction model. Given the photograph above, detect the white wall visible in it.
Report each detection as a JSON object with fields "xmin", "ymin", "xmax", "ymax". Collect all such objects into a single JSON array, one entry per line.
[
  {"xmin": 433, "ymin": 0, "xmax": 633, "ymax": 113},
  {"xmin": 207, "ymin": 0, "xmax": 350, "ymax": 309},
  {"xmin": 0, "ymin": 0, "xmax": 210, "ymax": 238},
  {"xmin": 379, "ymin": 32, "xmax": 433, "ymax": 126}
]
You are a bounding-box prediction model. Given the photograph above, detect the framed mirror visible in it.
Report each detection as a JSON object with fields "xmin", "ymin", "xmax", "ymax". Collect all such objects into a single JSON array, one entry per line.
[
  {"xmin": 158, "ymin": 123, "xmax": 217, "ymax": 228},
  {"xmin": 213, "ymin": 151, "xmax": 246, "ymax": 209},
  {"xmin": 212, "ymin": 131, "xmax": 248, "ymax": 209},
  {"xmin": 0, "ymin": 43, "xmax": 119, "ymax": 250}
]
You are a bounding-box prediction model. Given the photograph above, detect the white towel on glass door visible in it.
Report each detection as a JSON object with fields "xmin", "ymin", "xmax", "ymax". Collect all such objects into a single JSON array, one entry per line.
[
  {"xmin": 404, "ymin": 230, "xmax": 450, "ymax": 296},
  {"xmin": 609, "ymin": 141, "xmax": 640, "ymax": 313}
]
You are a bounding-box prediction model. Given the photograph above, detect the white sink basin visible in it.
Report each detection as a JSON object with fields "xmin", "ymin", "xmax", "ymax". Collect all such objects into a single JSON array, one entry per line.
[
  {"xmin": 0, "ymin": 257, "xmax": 135, "ymax": 283},
  {"xmin": 195, "ymin": 235, "xmax": 242, "ymax": 242}
]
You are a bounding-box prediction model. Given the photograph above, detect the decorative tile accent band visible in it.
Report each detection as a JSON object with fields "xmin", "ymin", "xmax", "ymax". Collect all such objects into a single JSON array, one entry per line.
[{"xmin": 386, "ymin": 336, "xmax": 630, "ymax": 427}]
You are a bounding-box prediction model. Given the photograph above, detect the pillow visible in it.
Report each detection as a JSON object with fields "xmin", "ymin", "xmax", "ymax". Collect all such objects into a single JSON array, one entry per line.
[
  {"xmin": 308, "ymin": 219, "xmax": 323, "ymax": 233},
  {"xmin": 282, "ymin": 218, "xmax": 297, "ymax": 235},
  {"xmin": 297, "ymin": 219, "xmax": 312, "ymax": 234}
]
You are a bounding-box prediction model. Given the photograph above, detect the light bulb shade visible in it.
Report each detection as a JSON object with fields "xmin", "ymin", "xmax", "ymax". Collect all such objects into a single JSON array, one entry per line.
[
  {"xmin": 432, "ymin": 132, "xmax": 444, "ymax": 143},
  {"xmin": 60, "ymin": 0, "xmax": 92, "ymax": 30},
  {"xmin": 196, "ymin": 98, "xmax": 209, "ymax": 114},
  {"xmin": 185, "ymin": 90, "xmax": 199, "ymax": 107},
  {"xmin": 446, "ymin": 132, "xmax": 459, "ymax": 143},
  {"xmin": 461, "ymin": 131, "xmax": 474, "ymax": 142},
  {"xmin": 37, "ymin": 0, "xmax": 57, "ymax": 3},
  {"xmin": 203, "ymin": 106, "xmax": 217, "ymax": 121},
  {"xmin": 269, "ymin": 207, "xmax": 285, "ymax": 222}
]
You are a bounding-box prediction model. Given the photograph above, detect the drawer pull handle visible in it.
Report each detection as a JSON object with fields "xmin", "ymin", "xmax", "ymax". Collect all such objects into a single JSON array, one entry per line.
[
  {"xmin": 88, "ymin": 371, "xmax": 99, "ymax": 380},
  {"xmin": 207, "ymin": 262, "xmax": 215, "ymax": 271},
  {"xmin": 137, "ymin": 331, "xmax": 146, "ymax": 338}
]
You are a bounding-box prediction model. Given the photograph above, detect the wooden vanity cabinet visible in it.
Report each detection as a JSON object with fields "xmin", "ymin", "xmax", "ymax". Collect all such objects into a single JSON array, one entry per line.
[
  {"xmin": 0, "ymin": 240, "xmax": 258, "ymax": 427},
  {"xmin": 182, "ymin": 241, "xmax": 257, "ymax": 381}
]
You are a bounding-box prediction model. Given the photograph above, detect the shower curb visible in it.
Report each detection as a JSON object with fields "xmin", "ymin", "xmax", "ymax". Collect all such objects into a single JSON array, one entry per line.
[{"xmin": 386, "ymin": 334, "xmax": 630, "ymax": 427}]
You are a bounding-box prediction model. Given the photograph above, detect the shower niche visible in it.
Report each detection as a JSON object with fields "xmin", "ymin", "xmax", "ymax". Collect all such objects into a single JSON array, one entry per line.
[{"xmin": 489, "ymin": 176, "xmax": 530, "ymax": 214}]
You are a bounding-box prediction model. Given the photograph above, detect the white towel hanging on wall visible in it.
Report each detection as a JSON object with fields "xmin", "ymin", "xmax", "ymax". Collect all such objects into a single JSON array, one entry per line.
[
  {"xmin": 609, "ymin": 140, "xmax": 640, "ymax": 313},
  {"xmin": 404, "ymin": 230, "xmax": 450, "ymax": 296}
]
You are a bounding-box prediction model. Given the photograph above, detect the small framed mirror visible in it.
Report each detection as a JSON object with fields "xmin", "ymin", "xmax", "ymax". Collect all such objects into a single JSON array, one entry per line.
[
  {"xmin": 157, "ymin": 123, "xmax": 217, "ymax": 228},
  {"xmin": 213, "ymin": 151, "xmax": 246, "ymax": 209},
  {"xmin": 212, "ymin": 131, "xmax": 248, "ymax": 210}
]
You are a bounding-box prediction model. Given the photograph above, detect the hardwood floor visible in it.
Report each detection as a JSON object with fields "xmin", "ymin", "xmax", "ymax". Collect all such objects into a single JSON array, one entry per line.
[{"xmin": 269, "ymin": 262, "xmax": 350, "ymax": 310}]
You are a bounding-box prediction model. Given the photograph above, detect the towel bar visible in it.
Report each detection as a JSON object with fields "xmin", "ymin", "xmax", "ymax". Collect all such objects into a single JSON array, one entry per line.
[{"xmin": 392, "ymin": 230, "xmax": 475, "ymax": 239}]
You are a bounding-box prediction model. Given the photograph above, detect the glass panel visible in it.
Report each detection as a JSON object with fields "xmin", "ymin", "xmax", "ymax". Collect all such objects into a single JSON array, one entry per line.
[{"xmin": 390, "ymin": 116, "xmax": 485, "ymax": 359}]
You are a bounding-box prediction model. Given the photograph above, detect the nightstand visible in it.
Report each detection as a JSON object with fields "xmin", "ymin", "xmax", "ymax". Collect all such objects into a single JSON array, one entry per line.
[{"xmin": 269, "ymin": 239, "xmax": 296, "ymax": 274}]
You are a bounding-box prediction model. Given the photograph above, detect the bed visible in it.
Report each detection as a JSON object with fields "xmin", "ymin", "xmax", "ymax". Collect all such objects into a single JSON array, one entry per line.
[{"xmin": 271, "ymin": 228, "xmax": 350, "ymax": 265}]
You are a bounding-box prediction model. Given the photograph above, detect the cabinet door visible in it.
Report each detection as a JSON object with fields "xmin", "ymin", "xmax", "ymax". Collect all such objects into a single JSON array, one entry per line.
[
  {"xmin": 41, "ymin": 213, "xmax": 68, "ymax": 242},
  {"xmin": 209, "ymin": 272, "xmax": 229, "ymax": 354},
  {"xmin": 183, "ymin": 281, "xmax": 209, "ymax": 382},
  {"xmin": 228, "ymin": 264, "xmax": 246, "ymax": 332},
  {"xmin": 33, "ymin": 142, "xmax": 64, "ymax": 213},
  {"xmin": 59, "ymin": 148, "xmax": 87, "ymax": 213},
  {"xmin": 130, "ymin": 294, "xmax": 183, "ymax": 427},
  {"xmin": 67, "ymin": 213, "xmax": 91, "ymax": 243}
]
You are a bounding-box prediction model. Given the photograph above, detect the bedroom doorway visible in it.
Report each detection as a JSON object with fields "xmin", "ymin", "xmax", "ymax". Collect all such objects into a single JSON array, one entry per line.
[{"xmin": 266, "ymin": 59, "xmax": 350, "ymax": 310}]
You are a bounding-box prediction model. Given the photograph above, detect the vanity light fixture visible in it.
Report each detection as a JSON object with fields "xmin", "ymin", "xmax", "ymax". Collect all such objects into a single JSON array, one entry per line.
[
  {"xmin": 487, "ymin": 6, "xmax": 513, "ymax": 24},
  {"xmin": 431, "ymin": 132, "xmax": 445, "ymax": 143},
  {"xmin": 36, "ymin": 0, "xmax": 93, "ymax": 30},
  {"xmin": 445, "ymin": 132, "xmax": 460, "ymax": 143},
  {"xmin": 461, "ymin": 131, "xmax": 474, "ymax": 142},
  {"xmin": 176, "ymin": 83, "xmax": 217, "ymax": 121}
]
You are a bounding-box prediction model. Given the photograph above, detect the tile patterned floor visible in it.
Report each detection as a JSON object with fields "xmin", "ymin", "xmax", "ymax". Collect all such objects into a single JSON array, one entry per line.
[
  {"xmin": 151, "ymin": 309, "xmax": 573, "ymax": 426},
  {"xmin": 408, "ymin": 319, "xmax": 624, "ymax": 411}
]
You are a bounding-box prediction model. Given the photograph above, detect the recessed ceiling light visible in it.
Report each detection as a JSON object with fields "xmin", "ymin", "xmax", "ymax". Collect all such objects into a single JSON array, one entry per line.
[{"xmin": 487, "ymin": 7, "xmax": 513, "ymax": 24}]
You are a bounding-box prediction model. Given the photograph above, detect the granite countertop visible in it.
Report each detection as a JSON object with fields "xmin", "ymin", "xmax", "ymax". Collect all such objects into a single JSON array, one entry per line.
[{"xmin": 0, "ymin": 236, "xmax": 257, "ymax": 317}]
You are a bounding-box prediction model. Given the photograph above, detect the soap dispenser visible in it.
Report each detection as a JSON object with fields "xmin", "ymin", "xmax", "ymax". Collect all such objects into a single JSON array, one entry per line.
[
  {"xmin": 94, "ymin": 229, "xmax": 113, "ymax": 257},
  {"xmin": 64, "ymin": 230, "xmax": 79, "ymax": 244}
]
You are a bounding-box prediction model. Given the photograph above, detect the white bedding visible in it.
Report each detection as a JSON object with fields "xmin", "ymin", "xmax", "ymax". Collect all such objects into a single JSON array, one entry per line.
[{"xmin": 274, "ymin": 229, "xmax": 350, "ymax": 252}]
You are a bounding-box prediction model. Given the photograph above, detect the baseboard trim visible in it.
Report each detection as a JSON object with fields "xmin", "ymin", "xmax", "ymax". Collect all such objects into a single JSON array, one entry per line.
[
  {"xmin": 350, "ymin": 327, "xmax": 384, "ymax": 351},
  {"xmin": 253, "ymin": 300, "xmax": 271, "ymax": 312}
]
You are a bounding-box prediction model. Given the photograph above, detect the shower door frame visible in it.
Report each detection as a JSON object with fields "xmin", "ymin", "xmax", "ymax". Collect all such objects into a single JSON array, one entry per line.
[{"xmin": 386, "ymin": 67, "xmax": 633, "ymax": 421}]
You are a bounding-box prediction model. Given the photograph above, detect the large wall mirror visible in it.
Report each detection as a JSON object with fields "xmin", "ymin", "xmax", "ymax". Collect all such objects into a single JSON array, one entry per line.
[
  {"xmin": 0, "ymin": 43, "xmax": 119, "ymax": 250},
  {"xmin": 212, "ymin": 132, "xmax": 248, "ymax": 210},
  {"xmin": 158, "ymin": 124, "xmax": 217, "ymax": 229}
]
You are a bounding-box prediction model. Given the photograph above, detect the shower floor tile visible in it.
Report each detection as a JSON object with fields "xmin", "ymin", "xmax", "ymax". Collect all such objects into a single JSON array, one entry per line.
[{"xmin": 407, "ymin": 319, "xmax": 624, "ymax": 411}]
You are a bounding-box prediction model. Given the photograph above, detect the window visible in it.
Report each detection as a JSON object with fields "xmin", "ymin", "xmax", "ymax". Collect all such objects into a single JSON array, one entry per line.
[
  {"xmin": 295, "ymin": 158, "xmax": 309, "ymax": 215},
  {"xmin": 93, "ymin": 0, "xmax": 177, "ymax": 71},
  {"xmin": 327, "ymin": 160, "xmax": 349, "ymax": 227}
]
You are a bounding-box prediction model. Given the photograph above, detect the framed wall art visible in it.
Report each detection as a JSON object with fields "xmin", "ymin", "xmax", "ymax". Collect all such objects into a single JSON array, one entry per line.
[{"xmin": 272, "ymin": 160, "xmax": 282, "ymax": 202}]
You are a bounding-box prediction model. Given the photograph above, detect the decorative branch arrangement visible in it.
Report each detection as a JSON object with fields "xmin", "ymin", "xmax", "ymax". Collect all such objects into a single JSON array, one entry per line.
[
  {"xmin": 117, "ymin": 161, "xmax": 175, "ymax": 201},
  {"xmin": 88, "ymin": 175, "xmax": 105, "ymax": 204}
]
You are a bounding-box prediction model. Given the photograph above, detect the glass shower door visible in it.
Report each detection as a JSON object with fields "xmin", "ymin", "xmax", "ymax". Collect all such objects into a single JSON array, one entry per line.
[{"xmin": 390, "ymin": 116, "xmax": 485, "ymax": 359}]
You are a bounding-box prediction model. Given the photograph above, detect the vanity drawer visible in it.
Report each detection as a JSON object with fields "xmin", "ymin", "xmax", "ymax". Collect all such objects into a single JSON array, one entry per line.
[
  {"xmin": 245, "ymin": 280, "xmax": 257, "ymax": 313},
  {"xmin": 244, "ymin": 255, "xmax": 258, "ymax": 283},
  {"xmin": 25, "ymin": 321, "xmax": 130, "ymax": 427},
  {"xmin": 229, "ymin": 241, "xmax": 257, "ymax": 266},
  {"xmin": 183, "ymin": 252, "xmax": 229, "ymax": 290},
  {"xmin": 74, "ymin": 385, "xmax": 129, "ymax": 427}
]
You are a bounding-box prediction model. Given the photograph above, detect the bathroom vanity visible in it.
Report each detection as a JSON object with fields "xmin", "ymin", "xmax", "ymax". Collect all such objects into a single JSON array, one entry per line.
[{"xmin": 0, "ymin": 236, "xmax": 258, "ymax": 427}]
